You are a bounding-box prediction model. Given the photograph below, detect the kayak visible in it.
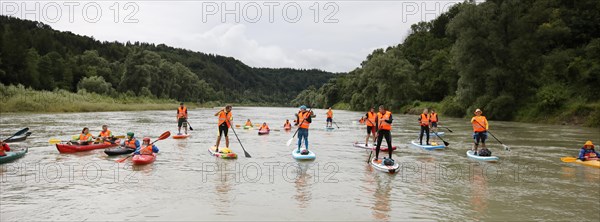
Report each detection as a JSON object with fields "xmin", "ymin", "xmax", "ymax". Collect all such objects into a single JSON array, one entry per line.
[
  {"xmin": 569, "ymin": 159, "xmax": 600, "ymax": 168},
  {"xmin": 56, "ymin": 140, "xmax": 121, "ymax": 153},
  {"xmin": 419, "ymin": 132, "xmax": 445, "ymax": 137},
  {"xmin": 172, "ymin": 134, "xmax": 190, "ymax": 139},
  {"xmin": 291, "ymin": 149, "xmax": 316, "ymax": 160},
  {"xmin": 466, "ymin": 150, "xmax": 499, "ymax": 162},
  {"xmin": 353, "ymin": 142, "xmax": 397, "ymax": 151},
  {"xmin": 5, "ymin": 132, "xmax": 32, "ymax": 143},
  {"xmin": 132, "ymin": 153, "xmax": 156, "ymax": 165},
  {"xmin": 258, "ymin": 129, "xmax": 270, "ymax": 135},
  {"xmin": 284, "ymin": 126, "xmax": 291, "ymax": 130},
  {"xmin": 370, "ymin": 157, "xmax": 399, "ymax": 174},
  {"xmin": 243, "ymin": 125, "xmax": 252, "ymax": 129},
  {"xmin": 104, "ymin": 147, "xmax": 135, "ymax": 156},
  {"xmin": 0, "ymin": 148, "xmax": 28, "ymax": 164},
  {"xmin": 410, "ymin": 140, "xmax": 445, "ymax": 150},
  {"xmin": 209, "ymin": 146, "xmax": 238, "ymax": 159}
]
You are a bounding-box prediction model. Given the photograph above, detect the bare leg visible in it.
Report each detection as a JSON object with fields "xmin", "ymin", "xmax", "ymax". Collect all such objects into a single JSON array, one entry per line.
[
  {"xmin": 215, "ymin": 135, "xmax": 221, "ymax": 150},
  {"xmin": 225, "ymin": 136, "xmax": 229, "ymax": 148}
]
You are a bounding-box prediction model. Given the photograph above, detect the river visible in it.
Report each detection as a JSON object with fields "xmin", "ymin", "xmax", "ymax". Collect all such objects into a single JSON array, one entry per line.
[{"xmin": 1, "ymin": 107, "xmax": 599, "ymax": 221}]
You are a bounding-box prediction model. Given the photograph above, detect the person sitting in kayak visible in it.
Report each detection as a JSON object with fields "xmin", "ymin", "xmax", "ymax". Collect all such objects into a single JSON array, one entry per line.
[
  {"xmin": 418, "ymin": 109, "xmax": 431, "ymax": 145},
  {"xmin": 296, "ymin": 105, "xmax": 313, "ymax": 153},
  {"xmin": 0, "ymin": 140, "xmax": 10, "ymax": 157},
  {"xmin": 359, "ymin": 116, "xmax": 365, "ymax": 125},
  {"xmin": 245, "ymin": 119, "xmax": 253, "ymax": 127},
  {"xmin": 578, "ymin": 140, "xmax": 600, "ymax": 161},
  {"xmin": 97, "ymin": 125, "xmax": 115, "ymax": 144},
  {"xmin": 283, "ymin": 120, "xmax": 292, "ymax": 130},
  {"xmin": 121, "ymin": 132, "xmax": 140, "ymax": 150},
  {"xmin": 134, "ymin": 137, "xmax": 159, "ymax": 155},
  {"xmin": 259, "ymin": 122, "xmax": 270, "ymax": 131},
  {"xmin": 374, "ymin": 105, "xmax": 394, "ymax": 164},
  {"xmin": 326, "ymin": 107, "xmax": 333, "ymax": 128},
  {"xmin": 69, "ymin": 127, "xmax": 95, "ymax": 145},
  {"xmin": 177, "ymin": 102, "xmax": 188, "ymax": 135},
  {"xmin": 471, "ymin": 108, "xmax": 489, "ymax": 156},
  {"xmin": 215, "ymin": 105, "xmax": 233, "ymax": 153}
]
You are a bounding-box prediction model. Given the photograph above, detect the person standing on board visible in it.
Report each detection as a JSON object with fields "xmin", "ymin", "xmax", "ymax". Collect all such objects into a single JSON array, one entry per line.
[
  {"xmin": 214, "ymin": 105, "xmax": 233, "ymax": 153},
  {"xmin": 418, "ymin": 109, "xmax": 430, "ymax": 145},
  {"xmin": 177, "ymin": 102, "xmax": 188, "ymax": 135},
  {"xmin": 471, "ymin": 108, "xmax": 489, "ymax": 156},
  {"xmin": 429, "ymin": 109, "xmax": 439, "ymax": 133},
  {"xmin": 296, "ymin": 105, "xmax": 313, "ymax": 153},
  {"xmin": 374, "ymin": 105, "xmax": 394, "ymax": 163},
  {"xmin": 326, "ymin": 107, "xmax": 333, "ymax": 128},
  {"xmin": 364, "ymin": 107, "xmax": 377, "ymax": 147}
]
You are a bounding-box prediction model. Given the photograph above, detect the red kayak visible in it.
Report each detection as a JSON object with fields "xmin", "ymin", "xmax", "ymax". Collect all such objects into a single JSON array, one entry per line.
[
  {"xmin": 284, "ymin": 126, "xmax": 291, "ymax": 130},
  {"xmin": 56, "ymin": 140, "xmax": 121, "ymax": 153},
  {"xmin": 132, "ymin": 153, "xmax": 156, "ymax": 165},
  {"xmin": 172, "ymin": 134, "xmax": 190, "ymax": 139},
  {"xmin": 258, "ymin": 129, "xmax": 270, "ymax": 135}
]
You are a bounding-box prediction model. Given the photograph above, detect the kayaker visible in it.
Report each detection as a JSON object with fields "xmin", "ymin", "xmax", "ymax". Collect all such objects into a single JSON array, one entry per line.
[
  {"xmin": 177, "ymin": 102, "xmax": 188, "ymax": 135},
  {"xmin": 326, "ymin": 107, "xmax": 333, "ymax": 128},
  {"xmin": 359, "ymin": 116, "xmax": 365, "ymax": 125},
  {"xmin": 296, "ymin": 105, "xmax": 313, "ymax": 153},
  {"xmin": 471, "ymin": 108, "xmax": 489, "ymax": 156},
  {"xmin": 97, "ymin": 125, "xmax": 115, "ymax": 144},
  {"xmin": 245, "ymin": 119, "xmax": 253, "ymax": 127},
  {"xmin": 374, "ymin": 105, "xmax": 394, "ymax": 163},
  {"xmin": 134, "ymin": 137, "xmax": 159, "ymax": 155},
  {"xmin": 0, "ymin": 140, "xmax": 10, "ymax": 157},
  {"xmin": 215, "ymin": 105, "xmax": 233, "ymax": 152},
  {"xmin": 284, "ymin": 120, "xmax": 292, "ymax": 129},
  {"xmin": 578, "ymin": 140, "xmax": 600, "ymax": 161},
  {"xmin": 364, "ymin": 107, "xmax": 377, "ymax": 147},
  {"xmin": 121, "ymin": 132, "xmax": 140, "ymax": 150},
  {"xmin": 259, "ymin": 122, "xmax": 270, "ymax": 131},
  {"xmin": 70, "ymin": 127, "xmax": 95, "ymax": 145},
  {"xmin": 418, "ymin": 109, "xmax": 431, "ymax": 145}
]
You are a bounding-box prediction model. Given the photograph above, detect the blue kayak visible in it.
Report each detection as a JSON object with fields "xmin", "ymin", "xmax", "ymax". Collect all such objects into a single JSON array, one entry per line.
[
  {"xmin": 466, "ymin": 150, "xmax": 499, "ymax": 162},
  {"xmin": 292, "ymin": 149, "xmax": 316, "ymax": 160},
  {"xmin": 410, "ymin": 140, "xmax": 445, "ymax": 150}
]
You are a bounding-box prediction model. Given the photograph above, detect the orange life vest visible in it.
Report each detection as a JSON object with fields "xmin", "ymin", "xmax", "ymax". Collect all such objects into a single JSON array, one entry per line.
[
  {"xmin": 80, "ymin": 133, "xmax": 92, "ymax": 141},
  {"xmin": 218, "ymin": 111, "xmax": 232, "ymax": 128},
  {"xmin": 140, "ymin": 145, "xmax": 153, "ymax": 155},
  {"xmin": 177, "ymin": 106, "xmax": 188, "ymax": 119},
  {"xmin": 245, "ymin": 121, "xmax": 252, "ymax": 127},
  {"xmin": 366, "ymin": 112, "xmax": 376, "ymax": 126},
  {"xmin": 284, "ymin": 122, "xmax": 291, "ymax": 128},
  {"xmin": 99, "ymin": 130, "xmax": 112, "ymax": 138},
  {"xmin": 471, "ymin": 116, "xmax": 488, "ymax": 133},
  {"xmin": 420, "ymin": 113, "xmax": 430, "ymax": 126},
  {"xmin": 298, "ymin": 111, "xmax": 311, "ymax": 129},
  {"xmin": 430, "ymin": 113, "xmax": 438, "ymax": 123},
  {"xmin": 125, "ymin": 139, "xmax": 138, "ymax": 149},
  {"xmin": 327, "ymin": 110, "xmax": 333, "ymax": 118},
  {"xmin": 378, "ymin": 111, "xmax": 392, "ymax": 130},
  {"xmin": 0, "ymin": 144, "xmax": 9, "ymax": 156},
  {"xmin": 260, "ymin": 124, "xmax": 269, "ymax": 131}
]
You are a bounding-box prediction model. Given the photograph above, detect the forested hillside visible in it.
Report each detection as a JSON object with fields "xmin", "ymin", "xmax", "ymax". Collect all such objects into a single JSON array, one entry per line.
[
  {"xmin": 0, "ymin": 16, "xmax": 335, "ymax": 105},
  {"xmin": 294, "ymin": 0, "xmax": 600, "ymax": 127}
]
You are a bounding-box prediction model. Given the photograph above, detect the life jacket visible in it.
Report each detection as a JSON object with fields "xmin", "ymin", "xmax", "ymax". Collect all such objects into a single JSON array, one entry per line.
[
  {"xmin": 284, "ymin": 122, "xmax": 291, "ymax": 128},
  {"xmin": 420, "ymin": 113, "xmax": 430, "ymax": 126},
  {"xmin": 366, "ymin": 112, "xmax": 376, "ymax": 127},
  {"xmin": 140, "ymin": 145, "xmax": 154, "ymax": 155},
  {"xmin": 327, "ymin": 110, "xmax": 333, "ymax": 118},
  {"xmin": 298, "ymin": 111, "xmax": 311, "ymax": 129},
  {"xmin": 218, "ymin": 111, "xmax": 232, "ymax": 128},
  {"xmin": 260, "ymin": 124, "xmax": 269, "ymax": 131},
  {"xmin": 0, "ymin": 143, "xmax": 9, "ymax": 156},
  {"xmin": 359, "ymin": 118, "xmax": 365, "ymax": 124},
  {"xmin": 245, "ymin": 121, "xmax": 252, "ymax": 127},
  {"xmin": 79, "ymin": 133, "xmax": 92, "ymax": 141},
  {"xmin": 99, "ymin": 130, "xmax": 112, "ymax": 138},
  {"xmin": 430, "ymin": 113, "xmax": 438, "ymax": 123},
  {"xmin": 583, "ymin": 149, "xmax": 599, "ymax": 160},
  {"xmin": 177, "ymin": 106, "xmax": 188, "ymax": 119},
  {"xmin": 125, "ymin": 139, "xmax": 138, "ymax": 149},
  {"xmin": 471, "ymin": 116, "xmax": 488, "ymax": 133},
  {"xmin": 378, "ymin": 111, "xmax": 392, "ymax": 130}
]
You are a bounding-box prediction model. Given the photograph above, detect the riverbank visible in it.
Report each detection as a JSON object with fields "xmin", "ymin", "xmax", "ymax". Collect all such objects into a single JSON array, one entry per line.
[{"xmin": 0, "ymin": 84, "xmax": 204, "ymax": 113}]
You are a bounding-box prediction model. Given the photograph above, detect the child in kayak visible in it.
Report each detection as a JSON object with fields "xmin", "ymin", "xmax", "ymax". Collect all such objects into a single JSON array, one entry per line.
[
  {"xmin": 70, "ymin": 127, "xmax": 95, "ymax": 145},
  {"xmin": 259, "ymin": 122, "xmax": 270, "ymax": 131},
  {"xmin": 578, "ymin": 140, "xmax": 599, "ymax": 161},
  {"xmin": 134, "ymin": 137, "xmax": 159, "ymax": 155},
  {"xmin": 245, "ymin": 119, "xmax": 253, "ymax": 127},
  {"xmin": 0, "ymin": 140, "xmax": 10, "ymax": 157},
  {"xmin": 121, "ymin": 132, "xmax": 140, "ymax": 150},
  {"xmin": 283, "ymin": 120, "xmax": 292, "ymax": 130}
]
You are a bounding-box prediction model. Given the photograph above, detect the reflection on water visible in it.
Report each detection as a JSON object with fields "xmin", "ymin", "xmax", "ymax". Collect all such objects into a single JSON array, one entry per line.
[{"xmin": 294, "ymin": 163, "xmax": 313, "ymax": 209}]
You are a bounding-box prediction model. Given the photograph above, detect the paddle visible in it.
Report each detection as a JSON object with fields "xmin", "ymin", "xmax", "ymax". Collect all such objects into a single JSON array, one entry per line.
[
  {"xmin": 439, "ymin": 126, "xmax": 453, "ymax": 133},
  {"xmin": 2, "ymin": 128, "xmax": 29, "ymax": 141},
  {"xmin": 185, "ymin": 121, "xmax": 194, "ymax": 131},
  {"xmin": 473, "ymin": 120, "xmax": 510, "ymax": 151},
  {"xmin": 226, "ymin": 119, "xmax": 251, "ymax": 158},
  {"xmin": 432, "ymin": 130, "xmax": 450, "ymax": 147},
  {"xmin": 332, "ymin": 120, "xmax": 340, "ymax": 129},
  {"xmin": 287, "ymin": 107, "xmax": 314, "ymax": 147},
  {"xmin": 116, "ymin": 131, "xmax": 171, "ymax": 163}
]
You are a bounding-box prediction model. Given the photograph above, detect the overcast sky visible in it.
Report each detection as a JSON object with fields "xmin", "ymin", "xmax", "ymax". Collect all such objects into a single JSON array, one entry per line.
[{"xmin": 2, "ymin": 0, "xmax": 463, "ymax": 72}]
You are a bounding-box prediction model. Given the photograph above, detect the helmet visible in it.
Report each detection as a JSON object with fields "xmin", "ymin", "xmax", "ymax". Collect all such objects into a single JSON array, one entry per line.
[
  {"xmin": 143, "ymin": 137, "xmax": 151, "ymax": 142},
  {"xmin": 584, "ymin": 140, "xmax": 594, "ymax": 148},
  {"xmin": 300, "ymin": 105, "xmax": 307, "ymax": 110},
  {"xmin": 127, "ymin": 132, "xmax": 134, "ymax": 137}
]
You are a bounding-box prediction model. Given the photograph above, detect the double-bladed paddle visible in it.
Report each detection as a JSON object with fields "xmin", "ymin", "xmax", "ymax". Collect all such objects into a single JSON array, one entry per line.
[{"xmin": 116, "ymin": 131, "xmax": 171, "ymax": 163}]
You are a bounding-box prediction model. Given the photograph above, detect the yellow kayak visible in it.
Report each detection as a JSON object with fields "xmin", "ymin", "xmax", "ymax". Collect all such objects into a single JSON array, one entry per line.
[{"xmin": 561, "ymin": 157, "xmax": 600, "ymax": 168}]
